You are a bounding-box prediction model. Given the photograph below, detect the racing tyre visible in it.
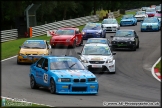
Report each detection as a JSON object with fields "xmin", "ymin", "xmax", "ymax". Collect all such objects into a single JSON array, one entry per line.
[
  {"xmin": 17, "ymin": 59, "xmax": 21, "ymax": 65},
  {"xmin": 50, "ymin": 79, "xmax": 56, "ymax": 94},
  {"xmin": 136, "ymin": 42, "xmax": 139, "ymax": 49},
  {"xmin": 79, "ymin": 39, "xmax": 83, "ymax": 46},
  {"xmin": 132, "ymin": 46, "xmax": 136, "ymax": 51},
  {"xmin": 72, "ymin": 40, "xmax": 76, "ymax": 48},
  {"xmin": 30, "ymin": 75, "xmax": 39, "ymax": 89}
]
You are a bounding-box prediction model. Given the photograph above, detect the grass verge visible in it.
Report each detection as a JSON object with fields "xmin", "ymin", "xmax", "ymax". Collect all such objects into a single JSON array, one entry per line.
[
  {"xmin": 155, "ymin": 60, "xmax": 161, "ymax": 73},
  {"xmin": 1, "ymin": 11, "xmax": 136, "ymax": 60},
  {"xmin": 1, "ymin": 98, "xmax": 50, "ymax": 107}
]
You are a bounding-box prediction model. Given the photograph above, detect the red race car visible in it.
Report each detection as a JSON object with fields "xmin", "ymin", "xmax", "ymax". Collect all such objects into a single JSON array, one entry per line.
[{"xmin": 50, "ymin": 27, "xmax": 83, "ymax": 48}]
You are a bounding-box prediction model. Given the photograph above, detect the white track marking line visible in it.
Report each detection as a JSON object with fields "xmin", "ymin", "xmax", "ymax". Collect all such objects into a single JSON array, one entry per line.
[
  {"xmin": 151, "ymin": 57, "xmax": 161, "ymax": 82},
  {"xmin": 1, "ymin": 55, "xmax": 17, "ymax": 62},
  {"xmin": 1, "ymin": 96, "xmax": 53, "ymax": 107}
]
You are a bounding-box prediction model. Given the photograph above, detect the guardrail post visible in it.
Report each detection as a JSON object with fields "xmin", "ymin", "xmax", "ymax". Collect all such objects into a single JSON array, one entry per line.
[{"xmin": 29, "ymin": 27, "xmax": 32, "ymax": 38}]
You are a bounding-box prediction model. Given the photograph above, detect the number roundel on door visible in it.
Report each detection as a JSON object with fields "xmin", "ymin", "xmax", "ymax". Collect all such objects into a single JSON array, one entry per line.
[{"xmin": 43, "ymin": 73, "xmax": 48, "ymax": 83}]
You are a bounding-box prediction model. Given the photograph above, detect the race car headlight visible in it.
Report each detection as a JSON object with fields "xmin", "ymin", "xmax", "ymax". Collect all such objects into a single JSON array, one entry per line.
[
  {"xmin": 130, "ymin": 38, "xmax": 135, "ymax": 41},
  {"xmin": 19, "ymin": 53, "xmax": 25, "ymax": 56},
  {"xmin": 106, "ymin": 59, "xmax": 113, "ymax": 63},
  {"xmin": 58, "ymin": 78, "xmax": 71, "ymax": 82},
  {"xmin": 88, "ymin": 78, "xmax": 97, "ymax": 82},
  {"xmin": 82, "ymin": 32, "xmax": 85, "ymax": 35},
  {"xmin": 81, "ymin": 59, "xmax": 88, "ymax": 63}
]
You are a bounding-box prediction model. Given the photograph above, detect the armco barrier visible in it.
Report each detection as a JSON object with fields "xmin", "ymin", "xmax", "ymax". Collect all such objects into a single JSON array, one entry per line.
[
  {"xmin": 1, "ymin": 8, "xmax": 139, "ymax": 42},
  {"xmin": 1, "ymin": 29, "xmax": 18, "ymax": 43},
  {"xmin": 31, "ymin": 15, "xmax": 99, "ymax": 37}
]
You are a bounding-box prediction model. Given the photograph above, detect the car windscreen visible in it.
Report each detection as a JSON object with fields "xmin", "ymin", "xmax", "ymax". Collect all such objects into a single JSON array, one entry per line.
[
  {"xmin": 136, "ymin": 11, "xmax": 145, "ymax": 15},
  {"xmin": 122, "ymin": 15, "xmax": 133, "ymax": 19},
  {"xmin": 84, "ymin": 23, "xmax": 101, "ymax": 30},
  {"xmin": 102, "ymin": 19, "xmax": 117, "ymax": 24},
  {"xmin": 115, "ymin": 31, "xmax": 134, "ymax": 37},
  {"xmin": 50, "ymin": 58, "xmax": 85, "ymax": 70},
  {"xmin": 146, "ymin": 8, "xmax": 155, "ymax": 12},
  {"xmin": 82, "ymin": 45, "xmax": 111, "ymax": 55},
  {"xmin": 21, "ymin": 40, "xmax": 46, "ymax": 49},
  {"xmin": 87, "ymin": 39, "xmax": 108, "ymax": 44},
  {"xmin": 55, "ymin": 29, "xmax": 74, "ymax": 35},
  {"xmin": 143, "ymin": 18, "xmax": 158, "ymax": 23}
]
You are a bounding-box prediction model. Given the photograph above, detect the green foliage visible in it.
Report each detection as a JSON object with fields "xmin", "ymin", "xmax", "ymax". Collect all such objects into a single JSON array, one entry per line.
[
  {"xmin": 155, "ymin": 60, "xmax": 161, "ymax": 73},
  {"xmin": 1, "ymin": 1, "xmax": 161, "ymax": 30}
]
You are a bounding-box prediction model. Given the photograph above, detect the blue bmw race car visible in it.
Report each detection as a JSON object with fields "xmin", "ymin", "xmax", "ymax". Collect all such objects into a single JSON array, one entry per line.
[
  {"xmin": 141, "ymin": 17, "xmax": 161, "ymax": 32},
  {"xmin": 82, "ymin": 23, "xmax": 106, "ymax": 39},
  {"xmin": 29, "ymin": 56, "xmax": 99, "ymax": 94},
  {"xmin": 120, "ymin": 14, "xmax": 137, "ymax": 26}
]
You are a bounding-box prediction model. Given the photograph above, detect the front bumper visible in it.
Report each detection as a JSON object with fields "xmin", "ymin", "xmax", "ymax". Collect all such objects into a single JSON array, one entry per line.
[
  {"xmin": 83, "ymin": 33, "xmax": 101, "ymax": 39},
  {"xmin": 50, "ymin": 41, "xmax": 74, "ymax": 47},
  {"xmin": 104, "ymin": 27, "xmax": 118, "ymax": 32},
  {"xmin": 111, "ymin": 41, "xmax": 136, "ymax": 49},
  {"xmin": 17, "ymin": 55, "xmax": 42, "ymax": 63},
  {"xmin": 135, "ymin": 17, "xmax": 144, "ymax": 21},
  {"xmin": 56, "ymin": 82, "xmax": 98, "ymax": 94},
  {"xmin": 141, "ymin": 26, "xmax": 159, "ymax": 31},
  {"xmin": 120, "ymin": 21, "xmax": 135, "ymax": 26},
  {"xmin": 82, "ymin": 60, "xmax": 115, "ymax": 72}
]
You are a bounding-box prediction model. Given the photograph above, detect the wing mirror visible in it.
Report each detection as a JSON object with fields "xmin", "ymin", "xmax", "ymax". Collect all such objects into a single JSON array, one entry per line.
[
  {"xmin": 77, "ymin": 52, "xmax": 81, "ymax": 55},
  {"xmin": 112, "ymin": 52, "xmax": 116, "ymax": 55},
  {"xmin": 48, "ymin": 44, "xmax": 51, "ymax": 49},
  {"xmin": 109, "ymin": 44, "xmax": 112, "ymax": 47}
]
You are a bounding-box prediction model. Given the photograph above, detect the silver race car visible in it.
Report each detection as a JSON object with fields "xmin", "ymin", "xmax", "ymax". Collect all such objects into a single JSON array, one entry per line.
[{"xmin": 77, "ymin": 44, "xmax": 116, "ymax": 73}]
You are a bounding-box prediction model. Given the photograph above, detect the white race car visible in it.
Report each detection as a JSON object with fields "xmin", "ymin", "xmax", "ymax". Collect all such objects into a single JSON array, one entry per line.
[
  {"xmin": 101, "ymin": 18, "xmax": 120, "ymax": 32},
  {"xmin": 134, "ymin": 11, "xmax": 148, "ymax": 21},
  {"xmin": 77, "ymin": 44, "xmax": 116, "ymax": 73}
]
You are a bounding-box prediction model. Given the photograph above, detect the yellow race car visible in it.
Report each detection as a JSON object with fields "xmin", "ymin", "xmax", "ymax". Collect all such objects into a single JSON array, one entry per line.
[{"xmin": 17, "ymin": 39, "xmax": 52, "ymax": 64}]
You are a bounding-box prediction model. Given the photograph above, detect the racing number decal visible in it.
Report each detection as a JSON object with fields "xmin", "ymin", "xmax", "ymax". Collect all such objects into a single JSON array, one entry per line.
[{"xmin": 43, "ymin": 73, "xmax": 48, "ymax": 83}]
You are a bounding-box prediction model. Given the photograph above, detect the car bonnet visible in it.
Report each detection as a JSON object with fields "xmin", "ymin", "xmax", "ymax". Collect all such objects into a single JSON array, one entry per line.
[{"xmin": 51, "ymin": 70, "xmax": 95, "ymax": 78}]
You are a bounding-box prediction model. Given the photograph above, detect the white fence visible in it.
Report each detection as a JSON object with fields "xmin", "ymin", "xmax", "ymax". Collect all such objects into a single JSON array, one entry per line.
[
  {"xmin": 32, "ymin": 15, "xmax": 99, "ymax": 37},
  {"xmin": 1, "ymin": 29, "xmax": 18, "ymax": 43}
]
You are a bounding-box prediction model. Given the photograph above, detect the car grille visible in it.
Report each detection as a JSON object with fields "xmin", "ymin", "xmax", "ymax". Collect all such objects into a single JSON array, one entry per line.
[
  {"xmin": 73, "ymin": 79, "xmax": 86, "ymax": 82},
  {"xmin": 146, "ymin": 25, "xmax": 152, "ymax": 30},
  {"xmin": 117, "ymin": 42, "xmax": 127, "ymax": 44},
  {"xmin": 89, "ymin": 61, "xmax": 105, "ymax": 64},
  {"xmin": 26, "ymin": 54, "xmax": 38, "ymax": 55},
  {"xmin": 72, "ymin": 87, "xmax": 87, "ymax": 92}
]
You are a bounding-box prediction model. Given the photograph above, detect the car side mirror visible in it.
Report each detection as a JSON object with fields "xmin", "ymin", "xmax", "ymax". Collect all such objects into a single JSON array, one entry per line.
[
  {"xmin": 112, "ymin": 52, "xmax": 116, "ymax": 55},
  {"xmin": 48, "ymin": 45, "xmax": 51, "ymax": 49},
  {"xmin": 77, "ymin": 52, "xmax": 81, "ymax": 55},
  {"xmin": 110, "ymin": 36, "xmax": 114, "ymax": 38},
  {"xmin": 19, "ymin": 46, "xmax": 21, "ymax": 48},
  {"xmin": 109, "ymin": 44, "xmax": 112, "ymax": 47},
  {"xmin": 101, "ymin": 25, "xmax": 103, "ymax": 28},
  {"xmin": 44, "ymin": 67, "xmax": 48, "ymax": 71}
]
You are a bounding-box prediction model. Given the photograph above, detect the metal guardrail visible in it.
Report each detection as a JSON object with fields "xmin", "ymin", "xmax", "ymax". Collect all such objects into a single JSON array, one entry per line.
[
  {"xmin": 0, "ymin": 29, "xmax": 18, "ymax": 43},
  {"xmin": 31, "ymin": 15, "xmax": 99, "ymax": 37},
  {"xmin": 0, "ymin": 9, "xmax": 138, "ymax": 42}
]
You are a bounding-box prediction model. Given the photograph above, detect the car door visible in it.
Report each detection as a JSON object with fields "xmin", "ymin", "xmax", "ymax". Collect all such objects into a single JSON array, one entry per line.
[
  {"xmin": 75, "ymin": 30, "xmax": 81, "ymax": 45},
  {"xmin": 40, "ymin": 58, "xmax": 49, "ymax": 87},
  {"xmin": 134, "ymin": 31, "xmax": 139, "ymax": 46},
  {"xmin": 35, "ymin": 58, "xmax": 45, "ymax": 85},
  {"xmin": 46, "ymin": 41, "xmax": 51, "ymax": 55}
]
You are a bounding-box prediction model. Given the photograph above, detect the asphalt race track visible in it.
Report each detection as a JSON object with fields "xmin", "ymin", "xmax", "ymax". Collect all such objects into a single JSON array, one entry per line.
[{"xmin": 2, "ymin": 22, "xmax": 161, "ymax": 107}]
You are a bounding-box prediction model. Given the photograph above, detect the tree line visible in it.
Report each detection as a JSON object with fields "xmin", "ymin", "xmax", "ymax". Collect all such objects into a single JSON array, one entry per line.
[{"xmin": 1, "ymin": 1, "xmax": 160, "ymax": 30}]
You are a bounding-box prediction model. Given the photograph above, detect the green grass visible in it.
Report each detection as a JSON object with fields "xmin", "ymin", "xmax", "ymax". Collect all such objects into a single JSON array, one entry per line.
[
  {"xmin": 2, "ymin": 98, "xmax": 50, "ymax": 107},
  {"xmin": 155, "ymin": 60, "xmax": 161, "ymax": 73},
  {"xmin": 1, "ymin": 11, "xmax": 136, "ymax": 60}
]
